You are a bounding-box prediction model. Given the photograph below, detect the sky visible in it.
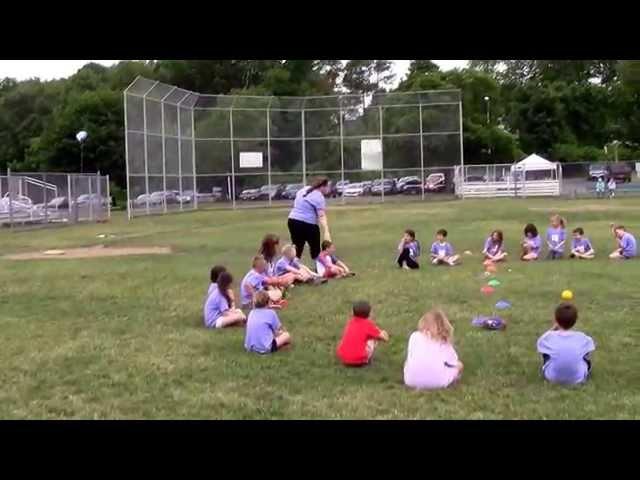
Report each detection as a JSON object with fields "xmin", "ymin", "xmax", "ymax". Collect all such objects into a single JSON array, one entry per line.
[{"xmin": 0, "ymin": 60, "xmax": 468, "ymax": 84}]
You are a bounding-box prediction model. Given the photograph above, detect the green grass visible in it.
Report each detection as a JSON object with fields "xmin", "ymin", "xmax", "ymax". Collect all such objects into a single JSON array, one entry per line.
[{"xmin": 2, "ymin": 197, "xmax": 640, "ymax": 419}]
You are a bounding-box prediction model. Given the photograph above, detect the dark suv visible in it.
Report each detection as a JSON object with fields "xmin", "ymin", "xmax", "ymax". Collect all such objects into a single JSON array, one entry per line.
[{"xmin": 607, "ymin": 163, "xmax": 633, "ymax": 183}]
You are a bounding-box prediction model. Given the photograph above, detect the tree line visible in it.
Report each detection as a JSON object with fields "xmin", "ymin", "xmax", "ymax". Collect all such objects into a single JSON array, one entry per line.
[{"xmin": 1, "ymin": 60, "xmax": 640, "ymax": 190}]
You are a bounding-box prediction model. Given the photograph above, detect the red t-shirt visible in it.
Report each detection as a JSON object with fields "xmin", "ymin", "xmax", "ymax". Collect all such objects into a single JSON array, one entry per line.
[{"xmin": 336, "ymin": 316, "xmax": 382, "ymax": 365}]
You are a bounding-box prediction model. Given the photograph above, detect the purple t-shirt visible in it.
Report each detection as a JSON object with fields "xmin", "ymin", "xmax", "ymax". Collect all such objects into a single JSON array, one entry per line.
[
  {"xmin": 431, "ymin": 241, "xmax": 453, "ymax": 257},
  {"xmin": 288, "ymin": 187, "xmax": 326, "ymax": 225},
  {"xmin": 206, "ymin": 283, "xmax": 217, "ymax": 298},
  {"xmin": 240, "ymin": 269, "xmax": 267, "ymax": 306},
  {"xmin": 620, "ymin": 232, "xmax": 637, "ymax": 258},
  {"xmin": 571, "ymin": 237, "xmax": 593, "ymax": 253},
  {"xmin": 274, "ymin": 256, "xmax": 301, "ymax": 276},
  {"xmin": 546, "ymin": 227, "xmax": 566, "ymax": 252},
  {"xmin": 524, "ymin": 235, "xmax": 542, "ymax": 254},
  {"xmin": 483, "ymin": 237, "xmax": 503, "ymax": 256},
  {"xmin": 203, "ymin": 289, "xmax": 229, "ymax": 329},
  {"xmin": 244, "ymin": 307, "xmax": 281, "ymax": 354},
  {"xmin": 537, "ymin": 330, "xmax": 595, "ymax": 385}
]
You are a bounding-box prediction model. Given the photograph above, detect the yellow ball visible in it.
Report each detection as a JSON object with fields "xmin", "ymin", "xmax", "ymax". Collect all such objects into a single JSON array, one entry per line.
[{"xmin": 561, "ymin": 290, "xmax": 573, "ymax": 301}]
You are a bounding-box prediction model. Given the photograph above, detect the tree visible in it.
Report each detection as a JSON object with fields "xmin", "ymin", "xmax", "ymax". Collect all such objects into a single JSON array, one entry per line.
[
  {"xmin": 342, "ymin": 60, "xmax": 395, "ymax": 94},
  {"xmin": 407, "ymin": 60, "xmax": 440, "ymax": 76}
]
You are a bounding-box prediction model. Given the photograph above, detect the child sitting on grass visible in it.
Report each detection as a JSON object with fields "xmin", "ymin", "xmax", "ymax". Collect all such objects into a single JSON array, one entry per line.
[
  {"xmin": 482, "ymin": 229, "xmax": 507, "ymax": 264},
  {"xmin": 206, "ymin": 265, "xmax": 227, "ymax": 297},
  {"xmin": 403, "ymin": 309, "xmax": 463, "ymax": 390},
  {"xmin": 259, "ymin": 233, "xmax": 296, "ymax": 288},
  {"xmin": 609, "ymin": 224, "xmax": 637, "ymax": 260},
  {"xmin": 203, "ymin": 271, "xmax": 247, "ymax": 329},
  {"xmin": 430, "ymin": 229, "xmax": 460, "ymax": 266},
  {"xmin": 316, "ymin": 240, "xmax": 355, "ymax": 278},
  {"xmin": 569, "ymin": 227, "xmax": 595, "ymax": 260},
  {"xmin": 240, "ymin": 255, "xmax": 287, "ymax": 311},
  {"xmin": 275, "ymin": 244, "xmax": 326, "ymax": 285},
  {"xmin": 244, "ymin": 291, "xmax": 291, "ymax": 354},
  {"xmin": 397, "ymin": 229, "xmax": 421, "ymax": 270},
  {"xmin": 336, "ymin": 301, "xmax": 389, "ymax": 366},
  {"xmin": 521, "ymin": 223, "xmax": 542, "ymax": 261},
  {"xmin": 546, "ymin": 214, "xmax": 566, "ymax": 260},
  {"xmin": 537, "ymin": 303, "xmax": 595, "ymax": 386}
]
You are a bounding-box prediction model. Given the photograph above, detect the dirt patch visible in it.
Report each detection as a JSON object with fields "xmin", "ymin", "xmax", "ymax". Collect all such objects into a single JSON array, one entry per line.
[
  {"xmin": 4, "ymin": 244, "xmax": 172, "ymax": 261},
  {"xmin": 528, "ymin": 205, "xmax": 638, "ymax": 213}
]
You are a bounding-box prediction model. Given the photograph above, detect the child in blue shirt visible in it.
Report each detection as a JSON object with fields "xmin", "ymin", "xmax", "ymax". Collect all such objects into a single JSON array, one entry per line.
[
  {"xmin": 609, "ymin": 224, "xmax": 637, "ymax": 260},
  {"xmin": 430, "ymin": 229, "xmax": 460, "ymax": 266},
  {"xmin": 569, "ymin": 227, "xmax": 595, "ymax": 260},
  {"xmin": 537, "ymin": 303, "xmax": 595, "ymax": 386}
]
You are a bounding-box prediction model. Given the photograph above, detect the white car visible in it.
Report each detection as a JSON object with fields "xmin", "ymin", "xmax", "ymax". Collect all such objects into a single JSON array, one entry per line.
[
  {"xmin": 343, "ymin": 183, "xmax": 366, "ymax": 197},
  {"xmin": 0, "ymin": 193, "xmax": 34, "ymax": 213}
]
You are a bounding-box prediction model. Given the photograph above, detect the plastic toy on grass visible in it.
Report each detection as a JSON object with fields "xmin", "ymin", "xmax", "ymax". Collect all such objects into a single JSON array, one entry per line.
[
  {"xmin": 471, "ymin": 316, "xmax": 507, "ymax": 330},
  {"xmin": 485, "ymin": 263, "xmax": 497, "ymax": 274},
  {"xmin": 561, "ymin": 289, "xmax": 573, "ymax": 301},
  {"xmin": 495, "ymin": 300, "xmax": 512, "ymax": 310},
  {"xmin": 480, "ymin": 285, "xmax": 495, "ymax": 295},
  {"xmin": 487, "ymin": 279, "xmax": 501, "ymax": 288}
]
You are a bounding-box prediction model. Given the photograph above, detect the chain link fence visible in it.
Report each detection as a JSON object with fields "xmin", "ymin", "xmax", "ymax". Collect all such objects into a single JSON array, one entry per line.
[
  {"xmin": 124, "ymin": 76, "xmax": 464, "ymax": 217},
  {"xmin": 0, "ymin": 171, "xmax": 110, "ymax": 228}
]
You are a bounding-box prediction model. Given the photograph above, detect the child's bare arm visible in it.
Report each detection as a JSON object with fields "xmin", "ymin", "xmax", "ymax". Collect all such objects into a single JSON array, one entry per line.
[{"xmin": 378, "ymin": 330, "xmax": 390, "ymax": 342}]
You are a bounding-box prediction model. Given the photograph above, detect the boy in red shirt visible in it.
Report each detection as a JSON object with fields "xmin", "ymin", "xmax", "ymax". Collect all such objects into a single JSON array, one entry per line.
[{"xmin": 336, "ymin": 301, "xmax": 389, "ymax": 366}]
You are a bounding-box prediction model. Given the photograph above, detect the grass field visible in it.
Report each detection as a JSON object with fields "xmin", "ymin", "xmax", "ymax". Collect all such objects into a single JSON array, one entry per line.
[{"xmin": 2, "ymin": 197, "xmax": 640, "ymax": 419}]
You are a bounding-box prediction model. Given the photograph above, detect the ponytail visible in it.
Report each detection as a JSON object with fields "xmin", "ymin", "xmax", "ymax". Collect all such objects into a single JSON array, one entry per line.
[{"xmin": 303, "ymin": 176, "xmax": 329, "ymax": 197}]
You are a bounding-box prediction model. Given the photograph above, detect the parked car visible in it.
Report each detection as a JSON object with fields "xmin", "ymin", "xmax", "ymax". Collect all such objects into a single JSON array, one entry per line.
[
  {"xmin": 588, "ymin": 163, "xmax": 607, "ymax": 181},
  {"xmin": 361, "ymin": 181, "xmax": 373, "ymax": 194},
  {"xmin": 239, "ymin": 188, "xmax": 261, "ymax": 201},
  {"xmin": 397, "ymin": 176, "xmax": 420, "ymax": 192},
  {"xmin": 211, "ymin": 187, "xmax": 224, "ymax": 200},
  {"xmin": 371, "ymin": 179, "xmax": 397, "ymax": 195},
  {"xmin": 425, "ymin": 173, "xmax": 446, "ymax": 192},
  {"xmin": 256, "ymin": 184, "xmax": 286, "ymax": 201},
  {"xmin": 75, "ymin": 193, "xmax": 109, "ymax": 207},
  {"xmin": 0, "ymin": 193, "xmax": 34, "ymax": 213},
  {"xmin": 150, "ymin": 191, "xmax": 178, "ymax": 205},
  {"xmin": 465, "ymin": 175, "xmax": 487, "ymax": 183},
  {"xmin": 343, "ymin": 183, "xmax": 367, "ymax": 197},
  {"xmin": 607, "ymin": 163, "xmax": 633, "ymax": 183},
  {"xmin": 282, "ymin": 183, "xmax": 304, "ymax": 200},
  {"xmin": 401, "ymin": 178, "xmax": 423, "ymax": 195},
  {"xmin": 46, "ymin": 196, "xmax": 69, "ymax": 210},
  {"xmin": 134, "ymin": 194, "xmax": 152, "ymax": 207},
  {"xmin": 335, "ymin": 180, "xmax": 351, "ymax": 195}
]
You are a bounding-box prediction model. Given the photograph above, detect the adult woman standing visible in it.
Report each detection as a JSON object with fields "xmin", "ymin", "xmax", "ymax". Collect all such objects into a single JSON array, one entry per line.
[{"xmin": 287, "ymin": 176, "xmax": 332, "ymax": 261}]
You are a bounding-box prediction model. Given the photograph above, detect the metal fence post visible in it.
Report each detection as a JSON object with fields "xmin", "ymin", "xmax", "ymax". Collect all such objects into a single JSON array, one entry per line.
[
  {"xmin": 379, "ymin": 105, "xmax": 384, "ymax": 203},
  {"xmin": 124, "ymin": 91, "xmax": 132, "ymax": 220},
  {"xmin": 191, "ymin": 103, "xmax": 198, "ymax": 210},
  {"xmin": 67, "ymin": 174, "xmax": 73, "ymax": 223},
  {"xmin": 88, "ymin": 174, "xmax": 94, "ymax": 221},
  {"xmin": 339, "ymin": 104, "xmax": 345, "ymax": 205},
  {"xmin": 142, "ymin": 81, "xmax": 159, "ymax": 215},
  {"xmin": 8, "ymin": 167, "xmax": 13, "ymax": 228},
  {"xmin": 267, "ymin": 98, "xmax": 272, "ymax": 208},
  {"xmin": 419, "ymin": 103, "xmax": 425, "ymax": 201},
  {"xmin": 229, "ymin": 108, "xmax": 236, "ymax": 209},
  {"xmin": 43, "ymin": 172, "xmax": 49, "ymax": 224},
  {"xmin": 106, "ymin": 174, "xmax": 111, "ymax": 219},
  {"xmin": 301, "ymin": 108, "xmax": 306, "ymax": 185},
  {"xmin": 176, "ymin": 93, "xmax": 189, "ymax": 212}
]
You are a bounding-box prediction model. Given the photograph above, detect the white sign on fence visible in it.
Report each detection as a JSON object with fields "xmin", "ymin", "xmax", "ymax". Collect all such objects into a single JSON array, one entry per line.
[
  {"xmin": 239, "ymin": 152, "xmax": 263, "ymax": 168},
  {"xmin": 361, "ymin": 139, "xmax": 382, "ymax": 171}
]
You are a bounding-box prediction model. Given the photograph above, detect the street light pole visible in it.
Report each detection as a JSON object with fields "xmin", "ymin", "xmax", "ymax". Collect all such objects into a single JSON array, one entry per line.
[{"xmin": 484, "ymin": 96, "xmax": 491, "ymax": 125}]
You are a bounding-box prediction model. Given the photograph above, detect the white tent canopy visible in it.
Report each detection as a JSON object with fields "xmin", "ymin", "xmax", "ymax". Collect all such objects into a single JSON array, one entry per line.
[{"xmin": 512, "ymin": 154, "xmax": 556, "ymax": 171}]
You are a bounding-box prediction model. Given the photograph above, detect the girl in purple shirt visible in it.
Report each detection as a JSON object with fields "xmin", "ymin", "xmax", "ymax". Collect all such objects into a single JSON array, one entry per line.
[
  {"xmin": 521, "ymin": 223, "xmax": 542, "ymax": 261},
  {"xmin": 482, "ymin": 230, "xmax": 507, "ymax": 263},
  {"xmin": 546, "ymin": 214, "xmax": 566, "ymax": 260},
  {"xmin": 203, "ymin": 271, "xmax": 246, "ymax": 329}
]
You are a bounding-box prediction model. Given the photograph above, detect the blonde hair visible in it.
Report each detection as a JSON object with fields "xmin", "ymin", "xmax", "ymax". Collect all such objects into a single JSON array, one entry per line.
[
  {"xmin": 418, "ymin": 309, "xmax": 454, "ymax": 343},
  {"xmin": 281, "ymin": 244, "xmax": 296, "ymax": 256},
  {"xmin": 253, "ymin": 290, "xmax": 270, "ymax": 308},
  {"xmin": 550, "ymin": 214, "xmax": 566, "ymax": 229},
  {"xmin": 252, "ymin": 254, "xmax": 266, "ymax": 269}
]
